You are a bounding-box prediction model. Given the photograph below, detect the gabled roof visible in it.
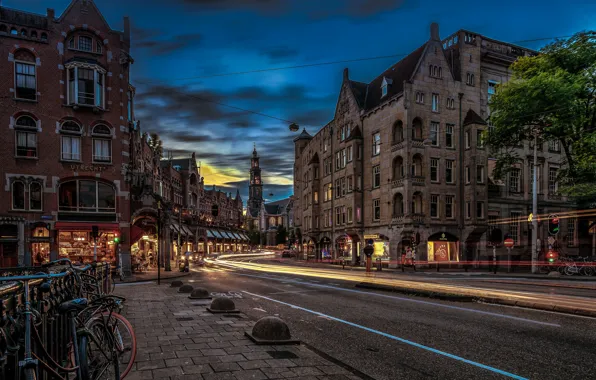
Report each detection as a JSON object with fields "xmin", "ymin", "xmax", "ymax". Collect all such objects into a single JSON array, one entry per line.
[
  {"xmin": 463, "ymin": 109, "xmax": 487, "ymax": 126},
  {"xmin": 345, "ymin": 125, "xmax": 363, "ymax": 142},
  {"xmin": 348, "ymin": 80, "xmax": 368, "ymax": 109},
  {"xmin": 363, "ymin": 43, "xmax": 427, "ymax": 111},
  {"xmin": 264, "ymin": 197, "xmax": 291, "ymax": 215},
  {"xmin": 308, "ymin": 152, "xmax": 320, "ymax": 165},
  {"xmin": 57, "ymin": 0, "xmax": 115, "ymax": 33}
]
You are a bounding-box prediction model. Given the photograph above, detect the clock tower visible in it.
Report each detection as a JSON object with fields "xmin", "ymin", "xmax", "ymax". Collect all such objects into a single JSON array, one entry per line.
[{"xmin": 248, "ymin": 144, "xmax": 263, "ymax": 212}]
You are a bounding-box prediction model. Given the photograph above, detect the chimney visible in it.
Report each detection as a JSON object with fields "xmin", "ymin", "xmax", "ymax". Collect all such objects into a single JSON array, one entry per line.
[
  {"xmin": 123, "ymin": 16, "xmax": 130, "ymax": 44},
  {"xmin": 47, "ymin": 8, "xmax": 55, "ymax": 19},
  {"xmin": 343, "ymin": 67, "xmax": 349, "ymax": 81},
  {"xmin": 430, "ymin": 22, "xmax": 440, "ymax": 41}
]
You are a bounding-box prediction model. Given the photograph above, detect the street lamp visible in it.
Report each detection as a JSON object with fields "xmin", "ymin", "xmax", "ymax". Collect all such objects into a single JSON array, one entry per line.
[{"xmin": 289, "ymin": 123, "xmax": 300, "ymax": 132}]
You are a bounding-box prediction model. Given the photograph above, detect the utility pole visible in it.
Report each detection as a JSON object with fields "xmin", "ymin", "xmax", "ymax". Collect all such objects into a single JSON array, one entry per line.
[{"xmin": 531, "ymin": 132, "xmax": 538, "ymax": 274}]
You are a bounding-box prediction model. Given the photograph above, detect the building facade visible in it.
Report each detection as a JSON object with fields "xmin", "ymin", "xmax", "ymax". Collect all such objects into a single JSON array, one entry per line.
[
  {"xmin": 0, "ymin": 0, "xmax": 133, "ymax": 267},
  {"xmin": 293, "ymin": 23, "xmax": 584, "ymax": 268}
]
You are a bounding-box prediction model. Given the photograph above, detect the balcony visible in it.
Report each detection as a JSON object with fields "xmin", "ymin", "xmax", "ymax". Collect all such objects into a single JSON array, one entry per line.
[
  {"xmin": 391, "ymin": 141, "xmax": 405, "ymax": 152},
  {"xmin": 392, "ymin": 178, "xmax": 404, "ymax": 188},
  {"xmin": 411, "ymin": 176, "xmax": 425, "ymax": 186},
  {"xmin": 392, "ymin": 215, "xmax": 405, "ymax": 224},
  {"xmin": 412, "ymin": 213, "xmax": 425, "ymax": 225},
  {"xmin": 412, "ymin": 139, "xmax": 425, "ymax": 148}
]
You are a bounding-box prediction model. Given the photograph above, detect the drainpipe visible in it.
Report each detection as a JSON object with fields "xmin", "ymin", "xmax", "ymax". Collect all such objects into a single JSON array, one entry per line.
[{"xmin": 458, "ymin": 92, "xmax": 466, "ymax": 269}]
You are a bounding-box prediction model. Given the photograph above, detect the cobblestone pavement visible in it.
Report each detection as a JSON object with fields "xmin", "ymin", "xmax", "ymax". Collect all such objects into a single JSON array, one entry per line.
[{"xmin": 117, "ymin": 282, "xmax": 363, "ymax": 380}]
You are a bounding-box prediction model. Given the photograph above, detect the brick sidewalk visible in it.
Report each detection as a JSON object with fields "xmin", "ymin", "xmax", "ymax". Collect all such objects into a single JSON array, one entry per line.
[{"xmin": 117, "ymin": 282, "xmax": 363, "ymax": 380}]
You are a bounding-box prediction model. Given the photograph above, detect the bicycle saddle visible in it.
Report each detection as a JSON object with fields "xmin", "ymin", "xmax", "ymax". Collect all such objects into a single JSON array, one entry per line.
[{"xmin": 57, "ymin": 298, "xmax": 88, "ymax": 314}]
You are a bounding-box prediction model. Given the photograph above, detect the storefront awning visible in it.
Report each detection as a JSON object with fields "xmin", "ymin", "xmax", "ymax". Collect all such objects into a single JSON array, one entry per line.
[
  {"xmin": 54, "ymin": 222, "xmax": 119, "ymax": 231},
  {"xmin": 428, "ymin": 231, "xmax": 459, "ymax": 242},
  {"xmin": 233, "ymin": 232, "xmax": 242, "ymax": 240},
  {"xmin": 170, "ymin": 223, "xmax": 180, "ymax": 233},
  {"xmin": 242, "ymin": 233, "xmax": 249, "ymax": 241},
  {"xmin": 207, "ymin": 229, "xmax": 216, "ymax": 239},
  {"xmin": 222, "ymin": 231, "xmax": 233, "ymax": 239},
  {"xmin": 181, "ymin": 225, "xmax": 193, "ymax": 237},
  {"xmin": 212, "ymin": 229, "xmax": 224, "ymax": 239}
]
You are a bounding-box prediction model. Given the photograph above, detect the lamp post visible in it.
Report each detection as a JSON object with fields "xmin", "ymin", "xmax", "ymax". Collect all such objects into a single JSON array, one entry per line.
[
  {"xmin": 531, "ymin": 130, "xmax": 539, "ymax": 273},
  {"xmin": 157, "ymin": 200, "xmax": 162, "ymax": 285}
]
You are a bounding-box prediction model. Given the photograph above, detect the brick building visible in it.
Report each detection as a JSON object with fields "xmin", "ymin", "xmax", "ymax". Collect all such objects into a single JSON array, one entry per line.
[
  {"xmin": 293, "ymin": 23, "xmax": 583, "ymax": 268},
  {"xmin": 0, "ymin": 1, "xmax": 134, "ymax": 267}
]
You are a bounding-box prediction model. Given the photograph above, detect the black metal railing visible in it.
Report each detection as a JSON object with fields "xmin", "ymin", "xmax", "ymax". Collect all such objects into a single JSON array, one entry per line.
[{"xmin": 0, "ymin": 262, "xmax": 110, "ymax": 380}]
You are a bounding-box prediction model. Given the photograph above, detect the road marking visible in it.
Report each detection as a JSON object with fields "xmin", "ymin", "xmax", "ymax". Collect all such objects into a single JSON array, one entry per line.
[
  {"xmin": 268, "ymin": 290, "xmax": 318, "ymax": 295},
  {"xmin": 243, "ymin": 291, "xmax": 528, "ymax": 380},
  {"xmin": 236, "ymin": 273, "xmax": 560, "ymax": 327},
  {"xmin": 115, "ymin": 281, "xmax": 152, "ymax": 286},
  {"xmin": 210, "ymin": 291, "xmax": 243, "ymax": 299}
]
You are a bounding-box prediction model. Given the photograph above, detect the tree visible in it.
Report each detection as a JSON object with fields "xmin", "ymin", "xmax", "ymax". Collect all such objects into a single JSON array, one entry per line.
[
  {"xmin": 247, "ymin": 221, "xmax": 260, "ymax": 246},
  {"xmin": 486, "ymin": 31, "xmax": 596, "ymax": 199},
  {"xmin": 148, "ymin": 133, "xmax": 163, "ymax": 162},
  {"xmin": 276, "ymin": 226, "xmax": 287, "ymax": 245}
]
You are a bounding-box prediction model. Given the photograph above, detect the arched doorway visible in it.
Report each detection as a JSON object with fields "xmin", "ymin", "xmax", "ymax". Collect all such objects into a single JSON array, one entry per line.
[
  {"xmin": 30, "ymin": 223, "xmax": 51, "ymax": 265},
  {"xmin": 320, "ymin": 236, "xmax": 331, "ymax": 260},
  {"xmin": 131, "ymin": 214, "xmax": 158, "ymax": 270},
  {"xmin": 427, "ymin": 232, "xmax": 459, "ymax": 263}
]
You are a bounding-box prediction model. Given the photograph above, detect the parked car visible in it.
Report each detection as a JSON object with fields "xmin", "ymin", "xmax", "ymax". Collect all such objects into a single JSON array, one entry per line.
[{"xmin": 281, "ymin": 250, "xmax": 297, "ymax": 258}]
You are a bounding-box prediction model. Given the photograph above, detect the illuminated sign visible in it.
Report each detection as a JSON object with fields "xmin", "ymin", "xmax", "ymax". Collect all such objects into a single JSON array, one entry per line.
[{"xmin": 364, "ymin": 234, "xmax": 379, "ymax": 239}]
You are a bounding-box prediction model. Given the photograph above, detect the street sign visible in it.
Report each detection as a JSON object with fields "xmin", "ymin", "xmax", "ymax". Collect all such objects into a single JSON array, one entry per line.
[
  {"xmin": 364, "ymin": 234, "xmax": 379, "ymax": 239},
  {"xmin": 503, "ymin": 238, "xmax": 514, "ymax": 247},
  {"xmin": 547, "ymin": 236, "xmax": 555, "ymax": 245},
  {"xmin": 366, "ymin": 239, "xmax": 374, "ymax": 246},
  {"xmin": 363, "ymin": 246, "xmax": 374, "ymax": 257},
  {"xmin": 528, "ymin": 213, "xmax": 533, "ymax": 222}
]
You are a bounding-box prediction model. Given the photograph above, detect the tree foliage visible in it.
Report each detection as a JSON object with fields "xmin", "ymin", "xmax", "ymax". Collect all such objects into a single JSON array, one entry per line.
[
  {"xmin": 486, "ymin": 31, "xmax": 596, "ymax": 199},
  {"xmin": 275, "ymin": 225, "xmax": 288, "ymax": 245}
]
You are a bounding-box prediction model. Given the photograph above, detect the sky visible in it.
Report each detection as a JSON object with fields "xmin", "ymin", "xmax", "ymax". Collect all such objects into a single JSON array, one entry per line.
[{"xmin": 9, "ymin": 0, "xmax": 596, "ymax": 204}]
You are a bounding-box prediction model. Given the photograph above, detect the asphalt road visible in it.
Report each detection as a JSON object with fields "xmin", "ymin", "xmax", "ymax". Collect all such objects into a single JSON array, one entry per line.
[{"xmin": 185, "ymin": 258, "xmax": 596, "ymax": 380}]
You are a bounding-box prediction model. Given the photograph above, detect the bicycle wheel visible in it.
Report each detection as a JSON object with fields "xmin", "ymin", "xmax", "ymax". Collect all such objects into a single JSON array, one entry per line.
[
  {"xmin": 79, "ymin": 320, "xmax": 120, "ymax": 380},
  {"xmin": 102, "ymin": 312, "xmax": 136, "ymax": 379}
]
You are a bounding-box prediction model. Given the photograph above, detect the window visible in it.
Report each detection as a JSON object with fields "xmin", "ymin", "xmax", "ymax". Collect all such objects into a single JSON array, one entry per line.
[
  {"xmin": 314, "ymin": 167, "xmax": 319, "ymax": 179},
  {"xmin": 381, "ymin": 84, "xmax": 388, "ymax": 97},
  {"xmin": 323, "ymin": 137, "xmax": 328, "ymax": 152},
  {"xmin": 567, "ymin": 219, "xmax": 576, "ymax": 247},
  {"xmin": 466, "ymin": 202, "xmax": 471, "ymax": 219},
  {"xmin": 127, "ymin": 90, "xmax": 134, "ymax": 122},
  {"xmin": 15, "ymin": 116, "xmax": 38, "ymax": 158},
  {"xmin": 29, "ymin": 182, "xmax": 42, "ymax": 211},
  {"xmin": 341, "ymin": 206, "xmax": 346, "ymax": 224},
  {"xmin": 92, "ymin": 124, "xmax": 112, "ymax": 163},
  {"xmin": 60, "ymin": 121, "xmax": 82, "ymax": 161},
  {"xmin": 357, "ymin": 207, "xmax": 362, "ymax": 222},
  {"xmin": 432, "ymin": 94, "xmax": 439, "ymax": 112},
  {"xmin": 66, "ymin": 65, "xmax": 105, "ymax": 108},
  {"xmin": 465, "ymin": 131, "xmax": 470, "ymax": 148},
  {"xmin": 548, "ymin": 167, "xmax": 558, "ymax": 193},
  {"xmin": 548, "ymin": 140, "xmax": 560, "ymax": 152},
  {"xmin": 446, "ymin": 160, "xmax": 454, "ymax": 183},
  {"xmin": 476, "ymin": 165, "xmax": 484, "ymax": 184},
  {"xmin": 347, "ymin": 145, "xmax": 353, "ymax": 162},
  {"xmin": 336, "ymin": 207, "xmax": 341, "ymax": 225},
  {"xmin": 314, "ymin": 191, "xmax": 318, "ymax": 204},
  {"xmin": 12, "ymin": 181, "xmax": 25, "ymax": 210},
  {"xmin": 465, "ymin": 166, "xmax": 470, "ymax": 184},
  {"xmin": 446, "ymin": 98, "xmax": 455, "ymax": 109},
  {"xmin": 476, "ymin": 202, "xmax": 484, "ymax": 218},
  {"xmin": 372, "ymin": 165, "xmax": 381, "ymax": 188},
  {"xmin": 357, "ymin": 144, "xmax": 362, "ymax": 159},
  {"xmin": 325, "ymin": 183, "xmax": 332, "ymax": 201},
  {"xmin": 372, "ymin": 132, "xmax": 381, "ymax": 156},
  {"xmin": 335, "ymin": 179, "xmax": 341, "ymax": 199},
  {"xmin": 341, "ymin": 177, "xmax": 346, "ymax": 196},
  {"xmin": 15, "ymin": 50, "xmax": 37, "ymax": 100},
  {"xmin": 430, "ymin": 158, "xmax": 439, "ymax": 182},
  {"xmin": 40, "ymin": 33, "xmax": 47, "ymax": 42},
  {"xmin": 445, "ymin": 124, "xmax": 454, "ymax": 148},
  {"xmin": 488, "ymin": 81, "xmax": 498, "ymax": 103},
  {"xmin": 509, "ymin": 212, "xmax": 521, "ymax": 245},
  {"xmin": 509, "ymin": 169, "xmax": 521, "ymax": 193},
  {"xmin": 78, "ymin": 36, "xmax": 93, "ymax": 51},
  {"xmin": 10, "ymin": 27, "xmax": 17, "ymax": 35},
  {"xmin": 416, "ymin": 92, "xmax": 425, "ymax": 104},
  {"xmin": 58, "ymin": 180, "xmax": 116, "ymax": 213},
  {"xmin": 430, "ymin": 195, "xmax": 439, "ymax": 218},
  {"xmin": 96, "ymin": 41, "xmax": 103, "ymax": 54},
  {"xmin": 430, "ymin": 122, "xmax": 439, "ymax": 146},
  {"xmin": 341, "ymin": 149, "xmax": 346, "ymax": 168},
  {"xmin": 476, "ymin": 129, "xmax": 484, "ymax": 148},
  {"xmin": 335, "ymin": 151, "xmax": 341, "ymax": 170},
  {"xmin": 488, "ymin": 214, "xmax": 499, "ymax": 235},
  {"xmin": 466, "ymin": 73, "xmax": 475, "ymax": 86},
  {"xmin": 347, "ymin": 207, "xmax": 353, "ymax": 223},
  {"xmin": 347, "ymin": 175, "xmax": 353, "ymax": 192},
  {"xmin": 373, "ymin": 199, "xmax": 380, "ymax": 221},
  {"xmin": 68, "ymin": 38, "xmax": 75, "ymax": 49},
  {"xmin": 445, "ymin": 196, "xmax": 454, "ymax": 218}
]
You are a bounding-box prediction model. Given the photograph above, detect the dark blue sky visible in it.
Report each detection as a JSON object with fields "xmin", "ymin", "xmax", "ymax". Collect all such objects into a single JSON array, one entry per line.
[{"xmin": 10, "ymin": 0, "xmax": 596, "ymax": 203}]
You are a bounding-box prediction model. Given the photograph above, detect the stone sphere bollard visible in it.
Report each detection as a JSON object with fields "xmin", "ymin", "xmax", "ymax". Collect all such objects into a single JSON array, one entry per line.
[
  {"xmin": 170, "ymin": 280, "xmax": 183, "ymax": 287},
  {"xmin": 178, "ymin": 284, "xmax": 194, "ymax": 293},
  {"xmin": 188, "ymin": 287, "xmax": 211, "ymax": 300},
  {"xmin": 207, "ymin": 297, "xmax": 239, "ymax": 313},
  {"xmin": 245, "ymin": 316, "xmax": 299, "ymax": 345}
]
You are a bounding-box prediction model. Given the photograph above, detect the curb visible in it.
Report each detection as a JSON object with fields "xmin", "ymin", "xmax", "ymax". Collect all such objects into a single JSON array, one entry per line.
[
  {"xmin": 355, "ymin": 282, "xmax": 476, "ymax": 302},
  {"xmin": 356, "ymin": 282, "xmax": 596, "ymax": 318},
  {"xmin": 118, "ymin": 272, "xmax": 191, "ymax": 284},
  {"xmin": 300, "ymin": 341, "xmax": 376, "ymax": 380}
]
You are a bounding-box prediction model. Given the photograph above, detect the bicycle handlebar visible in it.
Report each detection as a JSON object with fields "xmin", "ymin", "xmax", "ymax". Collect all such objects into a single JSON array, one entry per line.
[{"xmin": 0, "ymin": 269, "xmax": 73, "ymax": 283}]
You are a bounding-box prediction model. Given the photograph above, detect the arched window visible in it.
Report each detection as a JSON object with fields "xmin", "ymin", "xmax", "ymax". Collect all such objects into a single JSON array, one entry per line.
[
  {"xmin": 412, "ymin": 118, "xmax": 423, "ymax": 140},
  {"xmin": 411, "ymin": 154, "xmax": 423, "ymax": 177},
  {"xmin": 14, "ymin": 49, "xmax": 36, "ymax": 100},
  {"xmin": 429, "ymin": 64, "xmax": 433, "ymax": 76},
  {"xmin": 31, "ymin": 31, "xmax": 38, "ymax": 39},
  {"xmin": 393, "ymin": 120, "xmax": 403, "ymax": 143},
  {"xmin": 58, "ymin": 179, "xmax": 116, "ymax": 213},
  {"xmin": 92, "ymin": 124, "xmax": 112, "ymax": 163},
  {"xmin": 269, "ymin": 217, "xmax": 276, "ymax": 226},
  {"xmin": 392, "ymin": 156, "xmax": 404, "ymax": 180},
  {"xmin": 10, "ymin": 27, "xmax": 18, "ymax": 35},
  {"xmin": 60, "ymin": 121, "xmax": 82, "ymax": 161},
  {"xmin": 30, "ymin": 182, "xmax": 42, "ymax": 211},
  {"xmin": 15, "ymin": 115, "xmax": 38, "ymax": 158},
  {"xmin": 393, "ymin": 193, "xmax": 404, "ymax": 217},
  {"xmin": 0, "ymin": 25, "xmax": 7, "ymax": 33},
  {"xmin": 12, "ymin": 181, "xmax": 25, "ymax": 210},
  {"xmin": 40, "ymin": 33, "xmax": 47, "ymax": 42},
  {"xmin": 20, "ymin": 29, "xmax": 27, "ymax": 37},
  {"xmin": 412, "ymin": 192, "xmax": 423, "ymax": 214},
  {"xmin": 438, "ymin": 67, "xmax": 443, "ymax": 78}
]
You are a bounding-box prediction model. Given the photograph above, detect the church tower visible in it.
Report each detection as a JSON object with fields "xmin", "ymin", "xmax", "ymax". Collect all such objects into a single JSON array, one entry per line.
[{"xmin": 248, "ymin": 144, "xmax": 263, "ymax": 212}]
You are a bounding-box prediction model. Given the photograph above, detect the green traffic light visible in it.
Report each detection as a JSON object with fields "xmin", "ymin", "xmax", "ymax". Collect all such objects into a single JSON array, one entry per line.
[
  {"xmin": 114, "ymin": 237, "xmax": 120, "ymax": 243},
  {"xmin": 548, "ymin": 258, "xmax": 554, "ymax": 262}
]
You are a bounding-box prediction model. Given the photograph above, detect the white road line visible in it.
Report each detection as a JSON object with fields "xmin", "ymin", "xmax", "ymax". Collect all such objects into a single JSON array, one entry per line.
[
  {"xmin": 242, "ymin": 290, "xmax": 528, "ymax": 380},
  {"xmin": 236, "ymin": 273, "xmax": 561, "ymax": 327}
]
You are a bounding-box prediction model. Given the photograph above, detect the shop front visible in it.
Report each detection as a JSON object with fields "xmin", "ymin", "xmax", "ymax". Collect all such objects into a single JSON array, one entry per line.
[
  {"xmin": 30, "ymin": 223, "xmax": 51, "ymax": 265},
  {"xmin": 130, "ymin": 215, "xmax": 158, "ymax": 269},
  {"xmin": 0, "ymin": 221, "xmax": 21, "ymax": 267},
  {"xmin": 320, "ymin": 236, "xmax": 331, "ymax": 260},
  {"xmin": 54, "ymin": 222, "xmax": 120, "ymax": 265},
  {"xmin": 302, "ymin": 237, "xmax": 315, "ymax": 259},
  {"xmin": 427, "ymin": 232, "xmax": 459, "ymax": 263}
]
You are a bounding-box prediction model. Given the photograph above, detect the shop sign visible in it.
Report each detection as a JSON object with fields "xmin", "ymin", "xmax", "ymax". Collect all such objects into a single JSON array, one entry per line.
[
  {"xmin": 40, "ymin": 215, "xmax": 53, "ymax": 220},
  {"xmin": 364, "ymin": 234, "xmax": 379, "ymax": 239},
  {"xmin": 69, "ymin": 164, "xmax": 109, "ymax": 172}
]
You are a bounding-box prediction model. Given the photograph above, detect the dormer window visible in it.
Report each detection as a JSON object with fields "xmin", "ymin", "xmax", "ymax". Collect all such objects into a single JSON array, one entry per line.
[
  {"xmin": 67, "ymin": 34, "xmax": 104, "ymax": 54},
  {"xmin": 381, "ymin": 77, "xmax": 392, "ymax": 98}
]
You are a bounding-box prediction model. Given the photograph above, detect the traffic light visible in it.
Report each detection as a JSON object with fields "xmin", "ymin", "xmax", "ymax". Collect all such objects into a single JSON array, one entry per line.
[
  {"xmin": 114, "ymin": 233, "xmax": 120, "ymax": 244},
  {"xmin": 546, "ymin": 250, "xmax": 558, "ymax": 263},
  {"xmin": 548, "ymin": 214, "xmax": 560, "ymax": 236}
]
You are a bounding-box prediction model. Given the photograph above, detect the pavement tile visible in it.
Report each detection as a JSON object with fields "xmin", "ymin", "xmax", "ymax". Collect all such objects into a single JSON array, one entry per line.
[
  {"xmin": 289, "ymin": 366, "xmax": 324, "ymax": 376},
  {"xmin": 233, "ymin": 369, "xmax": 268, "ymax": 380},
  {"xmin": 152, "ymin": 366, "xmax": 184, "ymax": 378},
  {"xmin": 136, "ymin": 360, "xmax": 166, "ymax": 371},
  {"xmin": 316, "ymin": 366, "xmax": 351, "ymax": 375},
  {"xmin": 194, "ymin": 356, "xmax": 225, "ymax": 365},
  {"xmin": 177, "ymin": 349, "xmax": 204, "ymax": 358},
  {"xmin": 172, "ymin": 375, "xmax": 206, "ymax": 380},
  {"xmin": 211, "ymin": 362, "xmax": 242, "ymax": 372},
  {"xmin": 219, "ymin": 354, "xmax": 248, "ymax": 363},
  {"xmin": 265, "ymin": 359, "xmax": 296, "ymax": 368},
  {"xmin": 182, "ymin": 364, "xmax": 214, "ymax": 374},
  {"xmin": 166, "ymin": 357, "xmax": 194, "ymax": 367},
  {"xmin": 243, "ymin": 352, "xmax": 273, "ymax": 360},
  {"xmin": 238, "ymin": 360, "xmax": 270, "ymax": 370},
  {"xmin": 126, "ymin": 370, "xmax": 154, "ymax": 380},
  {"xmin": 201, "ymin": 348, "xmax": 228, "ymax": 356},
  {"xmin": 150, "ymin": 351, "xmax": 177, "ymax": 360},
  {"xmin": 203, "ymin": 372, "xmax": 237, "ymax": 380}
]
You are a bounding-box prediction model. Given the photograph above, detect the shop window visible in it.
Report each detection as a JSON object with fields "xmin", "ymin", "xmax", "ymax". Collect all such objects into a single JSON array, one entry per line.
[
  {"xmin": 58, "ymin": 179, "xmax": 116, "ymax": 213},
  {"xmin": 15, "ymin": 115, "xmax": 38, "ymax": 158},
  {"xmin": 12, "ymin": 181, "xmax": 25, "ymax": 210},
  {"xmin": 30, "ymin": 182, "xmax": 42, "ymax": 211}
]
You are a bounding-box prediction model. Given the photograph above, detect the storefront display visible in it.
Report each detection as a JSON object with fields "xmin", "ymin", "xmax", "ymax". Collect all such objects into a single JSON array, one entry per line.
[
  {"xmin": 31, "ymin": 226, "xmax": 50, "ymax": 265},
  {"xmin": 427, "ymin": 232, "xmax": 459, "ymax": 262},
  {"xmin": 58, "ymin": 230, "xmax": 116, "ymax": 264}
]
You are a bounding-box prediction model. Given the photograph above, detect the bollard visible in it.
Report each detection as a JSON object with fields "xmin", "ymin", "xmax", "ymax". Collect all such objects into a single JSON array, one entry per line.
[
  {"xmin": 245, "ymin": 316, "xmax": 299, "ymax": 345},
  {"xmin": 178, "ymin": 284, "xmax": 193, "ymax": 293},
  {"xmin": 207, "ymin": 297, "xmax": 240, "ymax": 313},
  {"xmin": 170, "ymin": 280, "xmax": 183, "ymax": 288},
  {"xmin": 188, "ymin": 287, "xmax": 211, "ymax": 300}
]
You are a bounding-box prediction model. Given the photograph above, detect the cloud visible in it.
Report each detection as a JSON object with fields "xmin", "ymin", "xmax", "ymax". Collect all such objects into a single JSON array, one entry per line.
[
  {"xmin": 130, "ymin": 24, "xmax": 202, "ymax": 55},
  {"xmin": 259, "ymin": 46, "xmax": 300, "ymax": 63}
]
